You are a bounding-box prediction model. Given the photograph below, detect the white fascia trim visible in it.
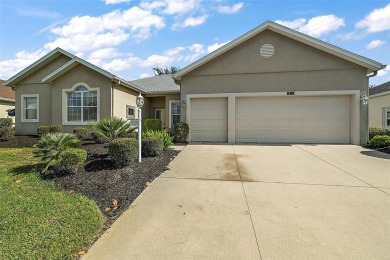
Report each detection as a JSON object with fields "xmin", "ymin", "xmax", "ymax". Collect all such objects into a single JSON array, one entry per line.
[
  {"xmin": 0, "ymin": 97, "xmax": 15, "ymax": 102},
  {"xmin": 168, "ymin": 100, "xmax": 180, "ymax": 128},
  {"xmin": 369, "ymin": 90, "xmax": 390, "ymax": 98},
  {"xmin": 21, "ymin": 94, "xmax": 39, "ymax": 123},
  {"xmin": 174, "ymin": 21, "xmax": 384, "ymax": 81},
  {"xmin": 186, "ymin": 90, "xmax": 361, "ymax": 145},
  {"xmin": 4, "ymin": 48, "xmax": 74, "ymax": 86},
  {"xmin": 62, "ymin": 83, "xmax": 100, "ymax": 125}
]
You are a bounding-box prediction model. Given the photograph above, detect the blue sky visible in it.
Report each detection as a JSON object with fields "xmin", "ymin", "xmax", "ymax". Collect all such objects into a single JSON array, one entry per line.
[{"xmin": 0, "ymin": 0, "xmax": 389, "ymax": 85}]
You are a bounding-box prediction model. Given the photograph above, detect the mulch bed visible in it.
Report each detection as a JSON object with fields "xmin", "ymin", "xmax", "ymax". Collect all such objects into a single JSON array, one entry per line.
[{"xmin": 0, "ymin": 136, "xmax": 181, "ymax": 231}]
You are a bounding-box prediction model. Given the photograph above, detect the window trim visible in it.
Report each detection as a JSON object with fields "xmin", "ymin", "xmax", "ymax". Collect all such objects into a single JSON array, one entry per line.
[
  {"xmin": 62, "ymin": 83, "xmax": 100, "ymax": 125},
  {"xmin": 21, "ymin": 94, "xmax": 39, "ymax": 122},
  {"xmin": 169, "ymin": 100, "xmax": 180, "ymax": 128},
  {"xmin": 384, "ymin": 107, "xmax": 390, "ymax": 129},
  {"xmin": 126, "ymin": 105, "xmax": 135, "ymax": 119}
]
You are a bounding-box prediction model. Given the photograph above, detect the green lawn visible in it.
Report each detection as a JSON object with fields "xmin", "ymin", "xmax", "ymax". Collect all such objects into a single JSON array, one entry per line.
[{"xmin": 0, "ymin": 148, "xmax": 104, "ymax": 259}]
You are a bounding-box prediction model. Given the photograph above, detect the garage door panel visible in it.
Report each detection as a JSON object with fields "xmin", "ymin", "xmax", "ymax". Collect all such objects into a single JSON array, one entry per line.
[
  {"xmin": 236, "ymin": 96, "xmax": 350, "ymax": 144},
  {"xmin": 190, "ymin": 98, "xmax": 228, "ymax": 142}
]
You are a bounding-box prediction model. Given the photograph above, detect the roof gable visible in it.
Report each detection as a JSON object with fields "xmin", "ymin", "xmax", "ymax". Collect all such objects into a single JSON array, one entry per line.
[
  {"xmin": 173, "ymin": 21, "xmax": 385, "ymax": 81},
  {"xmin": 369, "ymin": 81, "xmax": 390, "ymax": 96},
  {"xmin": 0, "ymin": 80, "xmax": 15, "ymax": 101}
]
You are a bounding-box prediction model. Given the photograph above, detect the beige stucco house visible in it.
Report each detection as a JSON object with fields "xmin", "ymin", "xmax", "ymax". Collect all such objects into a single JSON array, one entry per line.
[
  {"xmin": 4, "ymin": 21, "xmax": 385, "ymax": 144},
  {"xmin": 0, "ymin": 80, "xmax": 15, "ymax": 120},
  {"xmin": 369, "ymin": 81, "xmax": 390, "ymax": 129}
]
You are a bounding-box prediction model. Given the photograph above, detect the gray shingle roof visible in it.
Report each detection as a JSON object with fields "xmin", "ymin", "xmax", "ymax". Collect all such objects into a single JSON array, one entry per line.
[
  {"xmin": 369, "ymin": 81, "xmax": 390, "ymax": 96},
  {"xmin": 129, "ymin": 74, "xmax": 179, "ymax": 93}
]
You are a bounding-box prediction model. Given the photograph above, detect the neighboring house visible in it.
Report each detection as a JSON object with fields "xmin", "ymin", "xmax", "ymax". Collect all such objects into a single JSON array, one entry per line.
[
  {"xmin": 4, "ymin": 21, "xmax": 385, "ymax": 144},
  {"xmin": 0, "ymin": 79, "xmax": 15, "ymax": 120},
  {"xmin": 369, "ymin": 81, "xmax": 390, "ymax": 129}
]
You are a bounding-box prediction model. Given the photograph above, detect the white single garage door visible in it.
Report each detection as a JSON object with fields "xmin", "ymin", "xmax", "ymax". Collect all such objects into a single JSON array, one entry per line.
[
  {"xmin": 190, "ymin": 98, "xmax": 228, "ymax": 142},
  {"xmin": 236, "ymin": 96, "xmax": 350, "ymax": 143}
]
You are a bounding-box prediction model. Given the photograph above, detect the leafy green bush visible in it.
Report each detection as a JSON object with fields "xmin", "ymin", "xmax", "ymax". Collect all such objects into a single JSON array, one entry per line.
[
  {"xmin": 74, "ymin": 127, "xmax": 89, "ymax": 140},
  {"xmin": 90, "ymin": 117, "xmax": 137, "ymax": 142},
  {"xmin": 144, "ymin": 119, "xmax": 162, "ymax": 131},
  {"xmin": 49, "ymin": 125, "xmax": 63, "ymax": 133},
  {"xmin": 91, "ymin": 130, "xmax": 110, "ymax": 144},
  {"xmin": 37, "ymin": 126, "xmax": 50, "ymax": 137},
  {"xmin": 142, "ymin": 130, "xmax": 173, "ymax": 150},
  {"xmin": 369, "ymin": 127, "xmax": 390, "ymax": 140},
  {"xmin": 120, "ymin": 132, "xmax": 137, "ymax": 139},
  {"xmin": 174, "ymin": 122, "xmax": 189, "ymax": 143},
  {"xmin": 60, "ymin": 148, "xmax": 87, "ymax": 173},
  {"xmin": 0, "ymin": 127, "xmax": 14, "ymax": 141},
  {"xmin": 369, "ymin": 135, "xmax": 390, "ymax": 148},
  {"xmin": 0, "ymin": 118, "xmax": 12, "ymax": 128},
  {"xmin": 34, "ymin": 133, "xmax": 80, "ymax": 173},
  {"xmin": 142, "ymin": 136, "xmax": 163, "ymax": 157},
  {"xmin": 108, "ymin": 138, "xmax": 138, "ymax": 168}
]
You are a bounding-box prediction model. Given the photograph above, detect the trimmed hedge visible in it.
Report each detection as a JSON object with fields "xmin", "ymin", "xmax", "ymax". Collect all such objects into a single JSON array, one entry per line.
[
  {"xmin": 0, "ymin": 118, "xmax": 12, "ymax": 128},
  {"xmin": 0, "ymin": 127, "xmax": 14, "ymax": 141},
  {"xmin": 369, "ymin": 127, "xmax": 390, "ymax": 140},
  {"xmin": 369, "ymin": 135, "xmax": 390, "ymax": 148},
  {"xmin": 49, "ymin": 125, "xmax": 63, "ymax": 133},
  {"xmin": 73, "ymin": 128, "xmax": 89, "ymax": 140},
  {"xmin": 108, "ymin": 138, "xmax": 138, "ymax": 168},
  {"xmin": 142, "ymin": 136, "xmax": 163, "ymax": 157},
  {"xmin": 144, "ymin": 119, "xmax": 162, "ymax": 131},
  {"xmin": 37, "ymin": 126, "xmax": 50, "ymax": 137},
  {"xmin": 174, "ymin": 122, "xmax": 189, "ymax": 143},
  {"xmin": 91, "ymin": 131, "xmax": 110, "ymax": 144},
  {"xmin": 142, "ymin": 130, "xmax": 173, "ymax": 150},
  {"xmin": 60, "ymin": 148, "xmax": 87, "ymax": 173}
]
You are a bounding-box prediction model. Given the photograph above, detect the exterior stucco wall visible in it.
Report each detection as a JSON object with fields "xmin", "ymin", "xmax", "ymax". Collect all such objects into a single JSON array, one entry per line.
[
  {"xmin": 113, "ymin": 85, "xmax": 139, "ymax": 120},
  {"xmin": 50, "ymin": 65, "xmax": 113, "ymax": 133},
  {"xmin": 180, "ymin": 30, "xmax": 369, "ymax": 144},
  {"xmin": 145, "ymin": 94, "xmax": 180, "ymax": 129},
  {"xmin": 369, "ymin": 93, "xmax": 390, "ymax": 129},
  {"xmin": 0, "ymin": 101, "xmax": 14, "ymax": 119},
  {"xmin": 15, "ymin": 84, "xmax": 52, "ymax": 135}
]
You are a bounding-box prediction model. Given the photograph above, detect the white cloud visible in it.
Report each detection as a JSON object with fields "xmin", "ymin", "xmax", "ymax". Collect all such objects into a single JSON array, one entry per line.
[
  {"xmin": 377, "ymin": 66, "xmax": 390, "ymax": 77},
  {"xmin": 173, "ymin": 15, "xmax": 208, "ymax": 29},
  {"xmin": 102, "ymin": 56, "xmax": 141, "ymax": 72},
  {"xmin": 88, "ymin": 48, "xmax": 121, "ymax": 59},
  {"xmin": 14, "ymin": 5, "xmax": 61, "ymax": 19},
  {"xmin": 140, "ymin": 0, "xmax": 200, "ymax": 14},
  {"xmin": 217, "ymin": 2, "xmax": 244, "ymax": 14},
  {"xmin": 104, "ymin": 0, "xmax": 132, "ymax": 4},
  {"xmin": 356, "ymin": 4, "xmax": 390, "ymax": 32},
  {"xmin": 207, "ymin": 41, "xmax": 229, "ymax": 53},
  {"xmin": 188, "ymin": 43, "xmax": 206, "ymax": 54},
  {"xmin": 366, "ymin": 40, "xmax": 386, "ymax": 50},
  {"xmin": 139, "ymin": 73, "xmax": 152, "ymax": 78},
  {"xmin": 337, "ymin": 30, "xmax": 368, "ymax": 41},
  {"xmin": 276, "ymin": 15, "xmax": 345, "ymax": 37}
]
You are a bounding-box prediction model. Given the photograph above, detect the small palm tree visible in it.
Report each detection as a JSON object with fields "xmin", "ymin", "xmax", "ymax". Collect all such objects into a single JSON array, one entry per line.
[
  {"xmin": 90, "ymin": 117, "xmax": 137, "ymax": 141},
  {"xmin": 34, "ymin": 133, "xmax": 80, "ymax": 173}
]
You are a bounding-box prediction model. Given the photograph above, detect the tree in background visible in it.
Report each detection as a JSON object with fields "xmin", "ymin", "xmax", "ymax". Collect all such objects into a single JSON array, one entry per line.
[{"xmin": 153, "ymin": 66, "xmax": 180, "ymax": 76}]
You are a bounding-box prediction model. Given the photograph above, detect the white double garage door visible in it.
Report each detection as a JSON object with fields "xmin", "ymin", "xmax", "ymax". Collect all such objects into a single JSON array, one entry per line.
[{"xmin": 190, "ymin": 95, "xmax": 354, "ymax": 144}]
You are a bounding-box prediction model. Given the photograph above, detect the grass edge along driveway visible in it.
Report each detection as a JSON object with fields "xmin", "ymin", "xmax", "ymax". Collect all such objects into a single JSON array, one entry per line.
[{"xmin": 0, "ymin": 148, "xmax": 104, "ymax": 259}]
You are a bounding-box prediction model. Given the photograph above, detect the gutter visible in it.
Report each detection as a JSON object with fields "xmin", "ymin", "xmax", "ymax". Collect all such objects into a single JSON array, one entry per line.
[
  {"xmin": 367, "ymin": 71, "xmax": 378, "ymax": 78},
  {"xmin": 0, "ymin": 97, "xmax": 15, "ymax": 102}
]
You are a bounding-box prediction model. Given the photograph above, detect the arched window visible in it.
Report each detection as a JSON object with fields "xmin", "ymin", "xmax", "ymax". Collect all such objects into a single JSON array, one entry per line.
[{"xmin": 65, "ymin": 83, "xmax": 98, "ymax": 123}]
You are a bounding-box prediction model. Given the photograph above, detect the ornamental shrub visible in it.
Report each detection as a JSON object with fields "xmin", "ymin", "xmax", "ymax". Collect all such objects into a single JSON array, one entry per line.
[
  {"xmin": 142, "ymin": 130, "xmax": 173, "ymax": 150},
  {"xmin": 369, "ymin": 135, "xmax": 390, "ymax": 148},
  {"xmin": 91, "ymin": 130, "xmax": 110, "ymax": 144},
  {"xmin": 144, "ymin": 119, "xmax": 162, "ymax": 131},
  {"xmin": 37, "ymin": 126, "xmax": 50, "ymax": 137},
  {"xmin": 90, "ymin": 117, "xmax": 137, "ymax": 142},
  {"xmin": 142, "ymin": 136, "xmax": 163, "ymax": 157},
  {"xmin": 60, "ymin": 148, "xmax": 87, "ymax": 173},
  {"xmin": 0, "ymin": 118, "xmax": 12, "ymax": 128},
  {"xmin": 0, "ymin": 127, "xmax": 14, "ymax": 141},
  {"xmin": 173, "ymin": 122, "xmax": 189, "ymax": 143},
  {"xmin": 108, "ymin": 138, "xmax": 138, "ymax": 168},
  {"xmin": 49, "ymin": 125, "xmax": 63, "ymax": 133},
  {"xmin": 34, "ymin": 133, "xmax": 80, "ymax": 173},
  {"xmin": 73, "ymin": 127, "xmax": 89, "ymax": 140},
  {"xmin": 369, "ymin": 127, "xmax": 390, "ymax": 140}
]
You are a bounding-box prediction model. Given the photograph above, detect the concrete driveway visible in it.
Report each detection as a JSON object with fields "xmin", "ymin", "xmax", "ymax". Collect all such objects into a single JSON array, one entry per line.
[{"xmin": 85, "ymin": 144, "xmax": 390, "ymax": 260}]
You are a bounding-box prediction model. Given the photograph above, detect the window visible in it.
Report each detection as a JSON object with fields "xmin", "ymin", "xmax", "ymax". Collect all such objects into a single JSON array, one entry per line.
[
  {"xmin": 21, "ymin": 94, "xmax": 39, "ymax": 122},
  {"xmin": 169, "ymin": 100, "xmax": 180, "ymax": 128},
  {"xmin": 63, "ymin": 83, "xmax": 99, "ymax": 125},
  {"xmin": 126, "ymin": 105, "xmax": 135, "ymax": 119},
  {"xmin": 385, "ymin": 108, "xmax": 390, "ymax": 129}
]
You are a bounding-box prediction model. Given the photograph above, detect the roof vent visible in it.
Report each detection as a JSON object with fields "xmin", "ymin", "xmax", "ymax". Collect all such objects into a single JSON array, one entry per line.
[{"xmin": 260, "ymin": 44, "xmax": 274, "ymax": 58}]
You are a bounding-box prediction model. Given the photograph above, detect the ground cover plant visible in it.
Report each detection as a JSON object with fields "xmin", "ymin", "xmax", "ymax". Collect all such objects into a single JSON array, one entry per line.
[{"xmin": 0, "ymin": 148, "xmax": 103, "ymax": 259}]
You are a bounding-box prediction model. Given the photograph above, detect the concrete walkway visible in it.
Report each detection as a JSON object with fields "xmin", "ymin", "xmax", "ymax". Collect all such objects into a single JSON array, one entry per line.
[{"xmin": 84, "ymin": 144, "xmax": 390, "ymax": 260}]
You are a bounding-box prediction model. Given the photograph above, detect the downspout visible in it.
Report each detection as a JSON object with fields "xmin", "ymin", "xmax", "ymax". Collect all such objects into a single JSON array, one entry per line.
[
  {"xmin": 367, "ymin": 71, "xmax": 377, "ymax": 78},
  {"xmin": 111, "ymin": 83, "xmax": 115, "ymax": 117}
]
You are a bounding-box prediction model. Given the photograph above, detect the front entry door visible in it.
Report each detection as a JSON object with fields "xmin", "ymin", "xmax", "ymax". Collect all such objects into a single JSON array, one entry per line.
[{"xmin": 155, "ymin": 109, "xmax": 166, "ymax": 128}]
